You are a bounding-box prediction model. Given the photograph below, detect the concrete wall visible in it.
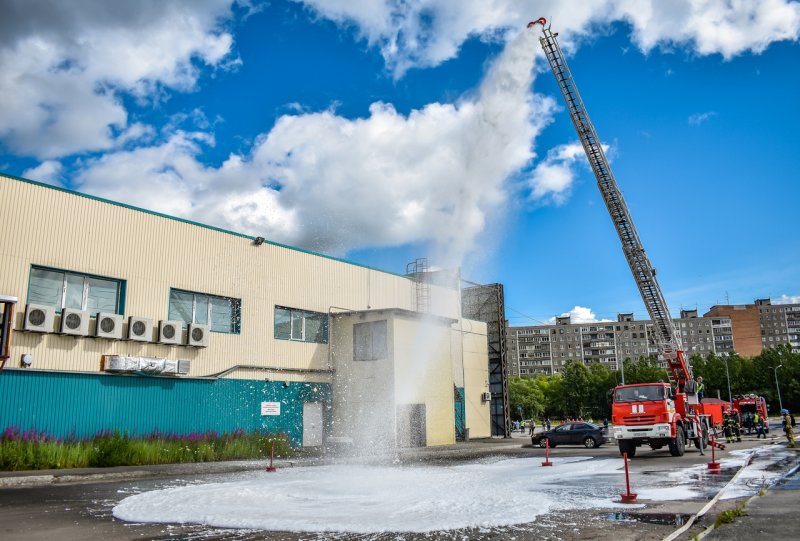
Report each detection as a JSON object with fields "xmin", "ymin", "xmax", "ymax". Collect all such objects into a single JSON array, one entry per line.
[
  {"xmin": 330, "ymin": 311, "xmax": 396, "ymax": 449},
  {"xmin": 461, "ymin": 319, "xmax": 491, "ymax": 439},
  {"xmin": 393, "ymin": 314, "xmax": 455, "ymax": 447}
]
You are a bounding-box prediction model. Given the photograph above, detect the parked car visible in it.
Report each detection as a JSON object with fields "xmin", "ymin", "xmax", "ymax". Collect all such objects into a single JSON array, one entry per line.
[{"xmin": 531, "ymin": 422, "xmax": 606, "ymax": 448}]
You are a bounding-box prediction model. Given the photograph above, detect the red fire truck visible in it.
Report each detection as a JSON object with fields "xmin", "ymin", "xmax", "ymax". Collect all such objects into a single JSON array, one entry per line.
[{"xmin": 732, "ymin": 395, "xmax": 770, "ymax": 434}]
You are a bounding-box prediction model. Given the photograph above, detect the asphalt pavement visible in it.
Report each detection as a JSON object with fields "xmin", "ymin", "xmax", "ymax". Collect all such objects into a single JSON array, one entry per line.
[{"xmin": 0, "ymin": 428, "xmax": 797, "ymax": 540}]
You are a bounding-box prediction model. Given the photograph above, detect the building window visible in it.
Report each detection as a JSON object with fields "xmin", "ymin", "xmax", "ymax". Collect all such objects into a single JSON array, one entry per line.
[
  {"xmin": 170, "ymin": 289, "xmax": 241, "ymax": 333},
  {"xmin": 354, "ymin": 320, "xmax": 387, "ymax": 361},
  {"xmin": 274, "ymin": 306, "xmax": 328, "ymax": 343},
  {"xmin": 28, "ymin": 265, "xmax": 124, "ymax": 313}
]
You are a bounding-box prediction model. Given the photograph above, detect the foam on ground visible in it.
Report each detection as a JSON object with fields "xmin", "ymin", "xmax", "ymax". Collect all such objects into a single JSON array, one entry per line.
[{"xmin": 113, "ymin": 448, "xmax": 795, "ymax": 533}]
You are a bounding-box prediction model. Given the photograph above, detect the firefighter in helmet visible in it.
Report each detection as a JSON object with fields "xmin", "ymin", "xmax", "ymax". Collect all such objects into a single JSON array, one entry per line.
[{"xmin": 782, "ymin": 409, "xmax": 796, "ymax": 448}]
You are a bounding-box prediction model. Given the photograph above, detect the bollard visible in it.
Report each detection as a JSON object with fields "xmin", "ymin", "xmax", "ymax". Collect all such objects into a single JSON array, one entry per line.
[
  {"xmin": 266, "ymin": 440, "xmax": 277, "ymax": 472},
  {"xmin": 541, "ymin": 438, "xmax": 553, "ymax": 467},
  {"xmin": 619, "ymin": 452, "xmax": 637, "ymax": 503},
  {"xmin": 707, "ymin": 434, "xmax": 721, "ymax": 472}
]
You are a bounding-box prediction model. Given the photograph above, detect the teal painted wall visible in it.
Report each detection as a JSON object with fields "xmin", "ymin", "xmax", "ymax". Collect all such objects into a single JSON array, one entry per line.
[
  {"xmin": 454, "ymin": 386, "xmax": 465, "ymax": 441},
  {"xmin": 0, "ymin": 370, "xmax": 330, "ymax": 446}
]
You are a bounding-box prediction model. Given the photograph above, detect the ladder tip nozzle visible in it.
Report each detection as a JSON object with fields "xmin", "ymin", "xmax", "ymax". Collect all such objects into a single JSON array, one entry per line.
[{"xmin": 527, "ymin": 17, "xmax": 547, "ymax": 29}]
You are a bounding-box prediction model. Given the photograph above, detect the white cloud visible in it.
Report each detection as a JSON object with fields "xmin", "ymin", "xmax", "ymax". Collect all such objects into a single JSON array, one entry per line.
[
  {"xmin": 22, "ymin": 160, "xmax": 63, "ymax": 186},
  {"xmin": 688, "ymin": 111, "xmax": 717, "ymax": 126},
  {"xmin": 0, "ymin": 0, "xmax": 237, "ymax": 159},
  {"xmin": 774, "ymin": 294, "xmax": 800, "ymax": 305},
  {"xmin": 72, "ymin": 30, "xmax": 553, "ymax": 265},
  {"xmin": 296, "ymin": 0, "xmax": 800, "ymax": 75},
  {"xmin": 550, "ymin": 306, "xmax": 612, "ymax": 324},
  {"xmin": 8, "ymin": 0, "xmax": 800, "ymax": 266},
  {"xmin": 526, "ymin": 142, "xmax": 594, "ymax": 205}
]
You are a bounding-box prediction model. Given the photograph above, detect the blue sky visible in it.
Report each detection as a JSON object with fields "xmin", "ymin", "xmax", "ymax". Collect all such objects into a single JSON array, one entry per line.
[{"xmin": 1, "ymin": 0, "xmax": 798, "ymax": 325}]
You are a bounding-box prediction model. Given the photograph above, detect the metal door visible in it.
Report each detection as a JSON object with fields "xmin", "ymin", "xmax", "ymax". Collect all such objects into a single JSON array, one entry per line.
[{"xmin": 302, "ymin": 401, "xmax": 323, "ymax": 447}]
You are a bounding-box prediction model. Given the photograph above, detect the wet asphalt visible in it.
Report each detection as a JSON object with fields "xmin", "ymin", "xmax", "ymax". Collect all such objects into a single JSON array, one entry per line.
[{"xmin": 0, "ymin": 429, "xmax": 797, "ymax": 540}]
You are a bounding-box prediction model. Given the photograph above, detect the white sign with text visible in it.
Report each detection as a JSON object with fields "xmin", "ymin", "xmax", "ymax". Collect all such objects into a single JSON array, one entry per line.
[{"xmin": 261, "ymin": 401, "xmax": 281, "ymax": 416}]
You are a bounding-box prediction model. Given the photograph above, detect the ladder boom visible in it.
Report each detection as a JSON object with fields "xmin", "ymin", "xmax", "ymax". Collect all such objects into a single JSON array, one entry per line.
[{"xmin": 529, "ymin": 19, "xmax": 692, "ymax": 387}]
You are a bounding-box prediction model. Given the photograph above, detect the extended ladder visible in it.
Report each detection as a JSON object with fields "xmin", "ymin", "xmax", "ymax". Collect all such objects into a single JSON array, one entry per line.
[{"xmin": 530, "ymin": 19, "xmax": 691, "ymax": 388}]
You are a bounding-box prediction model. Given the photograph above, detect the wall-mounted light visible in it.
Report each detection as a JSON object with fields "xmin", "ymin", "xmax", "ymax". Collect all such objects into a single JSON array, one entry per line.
[
  {"xmin": 21, "ymin": 353, "xmax": 32, "ymax": 367},
  {"xmin": 253, "ymin": 236, "xmax": 265, "ymax": 246}
]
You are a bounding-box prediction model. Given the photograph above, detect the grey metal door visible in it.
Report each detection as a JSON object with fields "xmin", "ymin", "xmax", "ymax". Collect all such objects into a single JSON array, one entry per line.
[{"xmin": 302, "ymin": 401, "xmax": 323, "ymax": 447}]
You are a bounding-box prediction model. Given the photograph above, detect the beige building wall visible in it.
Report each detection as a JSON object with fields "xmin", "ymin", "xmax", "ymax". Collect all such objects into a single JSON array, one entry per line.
[
  {"xmin": 329, "ymin": 310, "xmax": 397, "ymax": 449},
  {"xmin": 0, "ymin": 175, "xmax": 461, "ymax": 379},
  {"xmin": 330, "ymin": 310, "xmax": 459, "ymax": 448},
  {"xmin": 393, "ymin": 315, "xmax": 455, "ymax": 447},
  {"xmin": 461, "ymin": 319, "xmax": 491, "ymax": 439}
]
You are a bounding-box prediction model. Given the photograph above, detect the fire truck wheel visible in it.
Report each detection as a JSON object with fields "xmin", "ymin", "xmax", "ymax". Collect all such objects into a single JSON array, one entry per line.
[
  {"xmin": 669, "ymin": 427, "xmax": 686, "ymax": 456},
  {"xmin": 694, "ymin": 423, "xmax": 709, "ymax": 450}
]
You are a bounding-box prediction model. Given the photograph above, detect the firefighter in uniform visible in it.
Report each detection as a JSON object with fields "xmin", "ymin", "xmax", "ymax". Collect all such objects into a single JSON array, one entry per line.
[
  {"xmin": 724, "ymin": 411, "xmax": 741, "ymax": 443},
  {"xmin": 782, "ymin": 409, "xmax": 796, "ymax": 448},
  {"xmin": 723, "ymin": 412, "xmax": 734, "ymax": 443},
  {"xmin": 732, "ymin": 411, "xmax": 742, "ymax": 442}
]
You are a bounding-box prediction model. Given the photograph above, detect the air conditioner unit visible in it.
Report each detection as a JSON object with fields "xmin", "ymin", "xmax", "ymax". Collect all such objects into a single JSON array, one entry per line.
[
  {"xmin": 158, "ymin": 320, "xmax": 183, "ymax": 345},
  {"xmin": 481, "ymin": 391, "xmax": 492, "ymax": 402},
  {"xmin": 127, "ymin": 316, "xmax": 153, "ymax": 342},
  {"xmin": 187, "ymin": 323, "xmax": 209, "ymax": 347},
  {"xmin": 60, "ymin": 308, "xmax": 90, "ymax": 336},
  {"xmin": 103, "ymin": 355, "xmax": 192, "ymax": 376},
  {"xmin": 95, "ymin": 312, "xmax": 124, "ymax": 339},
  {"xmin": 23, "ymin": 303, "xmax": 55, "ymax": 332}
]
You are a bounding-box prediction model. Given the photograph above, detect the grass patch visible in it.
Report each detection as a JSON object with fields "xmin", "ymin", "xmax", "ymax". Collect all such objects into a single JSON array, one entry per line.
[
  {"xmin": 714, "ymin": 503, "xmax": 747, "ymax": 528},
  {"xmin": 0, "ymin": 427, "xmax": 292, "ymax": 471}
]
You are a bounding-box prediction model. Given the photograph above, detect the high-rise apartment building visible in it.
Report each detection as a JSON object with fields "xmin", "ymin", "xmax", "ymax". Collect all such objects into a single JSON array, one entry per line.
[
  {"xmin": 507, "ymin": 310, "xmax": 732, "ymax": 377},
  {"xmin": 507, "ymin": 298, "xmax": 800, "ymax": 378},
  {"xmin": 705, "ymin": 298, "xmax": 800, "ymax": 356}
]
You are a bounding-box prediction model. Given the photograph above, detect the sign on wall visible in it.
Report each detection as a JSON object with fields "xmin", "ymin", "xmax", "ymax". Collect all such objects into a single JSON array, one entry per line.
[{"xmin": 261, "ymin": 401, "xmax": 281, "ymax": 416}]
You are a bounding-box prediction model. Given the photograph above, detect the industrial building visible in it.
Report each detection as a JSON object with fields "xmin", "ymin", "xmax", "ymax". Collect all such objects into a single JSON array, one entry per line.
[
  {"xmin": 0, "ymin": 173, "xmax": 492, "ymax": 447},
  {"xmin": 507, "ymin": 309, "xmax": 734, "ymax": 377}
]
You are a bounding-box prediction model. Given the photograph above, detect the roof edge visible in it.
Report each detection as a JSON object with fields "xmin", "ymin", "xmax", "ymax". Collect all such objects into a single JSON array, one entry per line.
[{"xmin": 1, "ymin": 172, "xmax": 407, "ymax": 279}]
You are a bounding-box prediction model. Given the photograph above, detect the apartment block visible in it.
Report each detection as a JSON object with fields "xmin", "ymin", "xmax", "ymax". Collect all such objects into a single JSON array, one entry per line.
[
  {"xmin": 705, "ymin": 298, "xmax": 800, "ymax": 355},
  {"xmin": 507, "ymin": 309, "xmax": 731, "ymax": 377}
]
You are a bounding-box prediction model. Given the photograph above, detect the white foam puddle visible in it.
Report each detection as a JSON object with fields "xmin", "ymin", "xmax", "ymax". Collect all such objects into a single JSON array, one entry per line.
[{"xmin": 112, "ymin": 449, "xmax": 795, "ymax": 534}]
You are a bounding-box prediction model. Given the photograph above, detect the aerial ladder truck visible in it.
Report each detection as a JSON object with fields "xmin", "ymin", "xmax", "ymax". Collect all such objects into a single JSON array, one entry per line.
[{"xmin": 528, "ymin": 18, "xmax": 712, "ymax": 457}]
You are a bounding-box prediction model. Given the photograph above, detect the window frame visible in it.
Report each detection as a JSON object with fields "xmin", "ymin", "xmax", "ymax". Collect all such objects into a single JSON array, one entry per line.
[
  {"xmin": 27, "ymin": 265, "xmax": 125, "ymax": 314},
  {"xmin": 274, "ymin": 306, "xmax": 329, "ymax": 344},
  {"xmin": 168, "ymin": 288, "xmax": 241, "ymax": 334},
  {"xmin": 353, "ymin": 319, "xmax": 388, "ymax": 361}
]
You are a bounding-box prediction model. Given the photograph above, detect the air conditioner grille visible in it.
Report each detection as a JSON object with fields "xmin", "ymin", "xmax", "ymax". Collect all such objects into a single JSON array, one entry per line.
[
  {"xmin": 163, "ymin": 325, "xmax": 176, "ymax": 339},
  {"xmin": 191, "ymin": 327, "xmax": 204, "ymax": 342},
  {"xmin": 100, "ymin": 317, "xmax": 116, "ymax": 333},
  {"xmin": 132, "ymin": 320, "xmax": 146, "ymax": 336},
  {"xmin": 65, "ymin": 313, "xmax": 82, "ymax": 330},
  {"xmin": 28, "ymin": 309, "xmax": 45, "ymax": 326}
]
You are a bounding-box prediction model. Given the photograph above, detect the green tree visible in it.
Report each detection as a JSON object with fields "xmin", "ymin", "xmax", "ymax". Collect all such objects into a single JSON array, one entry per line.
[
  {"xmin": 586, "ymin": 362, "xmax": 617, "ymax": 420},
  {"xmin": 508, "ymin": 377, "xmax": 545, "ymax": 420},
  {"xmin": 621, "ymin": 356, "xmax": 669, "ymax": 384},
  {"xmin": 561, "ymin": 361, "xmax": 591, "ymax": 417}
]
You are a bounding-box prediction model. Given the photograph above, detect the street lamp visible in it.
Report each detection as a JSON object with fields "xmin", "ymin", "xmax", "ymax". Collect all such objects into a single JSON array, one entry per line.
[
  {"xmin": 772, "ymin": 364, "xmax": 783, "ymax": 413},
  {"xmin": 723, "ymin": 355, "xmax": 732, "ymax": 404}
]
